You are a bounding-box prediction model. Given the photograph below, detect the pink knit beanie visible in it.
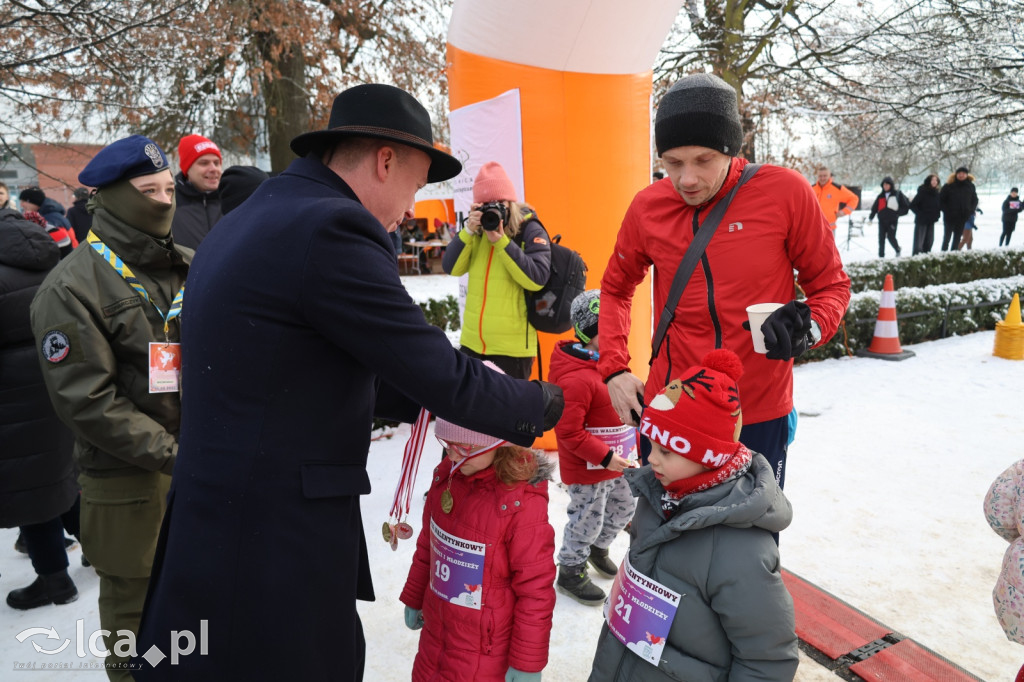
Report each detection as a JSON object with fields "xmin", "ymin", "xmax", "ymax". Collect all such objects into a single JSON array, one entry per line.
[{"xmin": 472, "ymin": 162, "xmax": 517, "ymax": 203}]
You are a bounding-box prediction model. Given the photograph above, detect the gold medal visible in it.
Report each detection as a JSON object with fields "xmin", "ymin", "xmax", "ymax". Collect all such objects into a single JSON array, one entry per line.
[
  {"xmin": 382, "ymin": 521, "xmax": 392, "ymax": 543},
  {"xmin": 441, "ymin": 489, "xmax": 454, "ymax": 514}
]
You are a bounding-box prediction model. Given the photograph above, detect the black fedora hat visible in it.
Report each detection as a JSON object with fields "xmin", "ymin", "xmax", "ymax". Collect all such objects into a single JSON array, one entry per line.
[{"xmin": 290, "ymin": 84, "xmax": 461, "ymax": 183}]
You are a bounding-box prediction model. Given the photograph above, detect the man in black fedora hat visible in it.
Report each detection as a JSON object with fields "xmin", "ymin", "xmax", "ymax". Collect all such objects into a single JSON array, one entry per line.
[{"xmin": 134, "ymin": 83, "xmax": 564, "ymax": 680}]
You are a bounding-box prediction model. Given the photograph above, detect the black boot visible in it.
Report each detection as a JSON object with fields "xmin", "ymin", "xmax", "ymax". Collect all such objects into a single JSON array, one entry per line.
[
  {"xmin": 556, "ymin": 563, "xmax": 606, "ymax": 606},
  {"xmin": 588, "ymin": 545, "xmax": 619, "ymax": 578},
  {"xmin": 6, "ymin": 570, "xmax": 78, "ymax": 610}
]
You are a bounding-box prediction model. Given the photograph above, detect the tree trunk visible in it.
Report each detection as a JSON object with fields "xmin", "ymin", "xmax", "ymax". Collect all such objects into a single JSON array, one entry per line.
[{"xmin": 261, "ymin": 39, "xmax": 309, "ymax": 174}]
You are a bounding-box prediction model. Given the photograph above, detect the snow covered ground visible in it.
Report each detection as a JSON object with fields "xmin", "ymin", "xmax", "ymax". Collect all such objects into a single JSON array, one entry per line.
[{"xmin": 1, "ymin": 187, "xmax": 1021, "ymax": 680}]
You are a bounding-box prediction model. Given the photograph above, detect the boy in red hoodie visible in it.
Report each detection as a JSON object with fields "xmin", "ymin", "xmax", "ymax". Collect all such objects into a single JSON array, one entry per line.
[{"xmin": 549, "ymin": 289, "xmax": 638, "ymax": 605}]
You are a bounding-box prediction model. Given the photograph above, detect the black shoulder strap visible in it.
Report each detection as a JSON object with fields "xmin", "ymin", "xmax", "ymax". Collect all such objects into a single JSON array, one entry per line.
[
  {"xmin": 650, "ymin": 163, "xmax": 761, "ymax": 364},
  {"xmin": 514, "ymin": 211, "xmax": 546, "ymax": 247}
]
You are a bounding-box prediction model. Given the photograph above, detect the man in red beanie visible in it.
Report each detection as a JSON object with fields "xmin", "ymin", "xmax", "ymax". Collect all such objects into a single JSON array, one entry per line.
[{"xmin": 170, "ymin": 133, "xmax": 223, "ymax": 249}]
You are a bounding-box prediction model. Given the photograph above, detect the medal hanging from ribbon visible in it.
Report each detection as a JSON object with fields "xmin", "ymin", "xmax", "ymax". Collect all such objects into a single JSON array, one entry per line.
[{"xmin": 384, "ymin": 407, "xmax": 431, "ymax": 551}]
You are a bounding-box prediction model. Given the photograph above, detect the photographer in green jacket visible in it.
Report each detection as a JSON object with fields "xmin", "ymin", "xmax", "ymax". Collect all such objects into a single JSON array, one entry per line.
[
  {"xmin": 30, "ymin": 135, "xmax": 189, "ymax": 682},
  {"xmin": 442, "ymin": 162, "xmax": 551, "ymax": 379}
]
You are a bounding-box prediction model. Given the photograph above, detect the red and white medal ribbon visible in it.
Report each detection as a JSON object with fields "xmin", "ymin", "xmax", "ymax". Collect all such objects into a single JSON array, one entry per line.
[{"xmin": 383, "ymin": 407, "xmax": 431, "ymax": 550}]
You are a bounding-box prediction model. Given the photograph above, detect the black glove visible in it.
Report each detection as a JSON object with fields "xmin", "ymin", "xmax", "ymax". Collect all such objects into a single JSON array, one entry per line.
[
  {"xmin": 533, "ymin": 380, "xmax": 565, "ymax": 431},
  {"xmin": 761, "ymin": 300, "xmax": 812, "ymax": 361}
]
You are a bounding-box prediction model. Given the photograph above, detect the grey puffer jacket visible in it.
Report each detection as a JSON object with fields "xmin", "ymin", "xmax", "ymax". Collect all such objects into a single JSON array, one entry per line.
[{"xmin": 589, "ymin": 453, "xmax": 798, "ymax": 682}]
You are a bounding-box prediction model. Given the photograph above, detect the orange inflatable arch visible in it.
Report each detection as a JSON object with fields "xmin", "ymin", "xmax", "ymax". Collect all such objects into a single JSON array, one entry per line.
[{"xmin": 447, "ymin": 0, "xmax": 682, "ymax": 448}]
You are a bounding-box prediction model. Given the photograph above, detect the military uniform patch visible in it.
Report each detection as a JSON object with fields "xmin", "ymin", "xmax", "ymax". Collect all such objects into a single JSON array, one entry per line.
[{"xmin": 41, "ymin": 330, "xmax": 71, "ymax": 363}]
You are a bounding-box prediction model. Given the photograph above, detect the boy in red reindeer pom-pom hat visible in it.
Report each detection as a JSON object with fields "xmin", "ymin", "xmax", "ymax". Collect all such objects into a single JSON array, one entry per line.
[{"xmin": 588, "ymin": 348, "xmax": 799, "ymax": 681}]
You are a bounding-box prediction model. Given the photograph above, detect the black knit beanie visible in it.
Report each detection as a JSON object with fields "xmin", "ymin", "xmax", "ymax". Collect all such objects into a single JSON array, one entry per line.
[
  {"xmin": 219, "ymin": 166, "xmax": 269, "ymax": 214},
  {"xmin": 655, "ymin": 74, "xmax": 743, "ymax": 157},
  {"xmin": 19, "ymin": 187, "xmax": 46, "ymax": 206}
]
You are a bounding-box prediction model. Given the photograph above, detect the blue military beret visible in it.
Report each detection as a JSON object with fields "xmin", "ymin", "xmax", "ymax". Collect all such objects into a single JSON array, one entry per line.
[{"xmin": 79, "ymin": 135, "xmax": 171, "ymax": 188}]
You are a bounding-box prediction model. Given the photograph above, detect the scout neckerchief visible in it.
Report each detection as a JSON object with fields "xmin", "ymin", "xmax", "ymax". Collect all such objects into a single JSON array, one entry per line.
[{"xmin": 86, "ymin": 232, "xmax": 184, "ymax": 340}]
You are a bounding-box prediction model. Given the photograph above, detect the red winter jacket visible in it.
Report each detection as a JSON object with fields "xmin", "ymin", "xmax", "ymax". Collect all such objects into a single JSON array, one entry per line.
[
  {"xmin": 548, "ymin": 340, "xmax": 628, "ymax": 485},
  {"xmin": 400, "ymin": 455, "xmax": 556, "ymax": 680},
  {"xmin": 598, "ymin": 159, "xmax": 851, "ymax": 425}
]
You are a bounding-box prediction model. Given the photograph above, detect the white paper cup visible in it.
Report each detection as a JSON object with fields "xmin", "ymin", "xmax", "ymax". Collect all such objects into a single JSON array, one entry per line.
[{"xmin": 746, "ymin": 302, "xmax": 784, "ymax": 353}]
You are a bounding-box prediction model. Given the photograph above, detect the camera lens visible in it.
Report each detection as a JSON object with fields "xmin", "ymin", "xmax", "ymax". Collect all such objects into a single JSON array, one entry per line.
[{"xmin": 481, "ymin": 209, "xmax": 501, "ymax": 231}]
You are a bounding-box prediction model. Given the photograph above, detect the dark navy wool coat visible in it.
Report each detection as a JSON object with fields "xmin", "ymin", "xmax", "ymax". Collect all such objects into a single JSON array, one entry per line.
[{"xmin": 135, "ymin": 157, "xmax": 547, "ymax": 680}]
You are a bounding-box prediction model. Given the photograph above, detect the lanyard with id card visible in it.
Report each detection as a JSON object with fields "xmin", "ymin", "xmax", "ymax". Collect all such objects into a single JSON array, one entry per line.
[{"xmin": 87, "ymin": 233, "xmax": 185, "ymax": 393}]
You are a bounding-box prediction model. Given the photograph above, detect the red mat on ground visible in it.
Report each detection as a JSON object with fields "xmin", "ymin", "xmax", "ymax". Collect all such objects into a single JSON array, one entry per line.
[
  {"xmin": 782, "ymin": 569, "xmax": 891, "ymax": 659},
  {"xmin": 849, "ymin": 639, "xmax": 983, "ymax": 681}
]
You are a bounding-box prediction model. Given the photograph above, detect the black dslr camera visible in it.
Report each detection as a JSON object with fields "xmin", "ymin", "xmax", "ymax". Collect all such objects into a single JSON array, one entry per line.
[{"xmin": 479, "ymin": 202, "xmax": 509, "ymax": 231}]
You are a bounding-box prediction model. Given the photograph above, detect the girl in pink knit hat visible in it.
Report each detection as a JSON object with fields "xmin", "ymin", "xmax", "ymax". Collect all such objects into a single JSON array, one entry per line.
[
  {"xmin": 440, "ymin": 161, "xmax": 552, "ymax": 379},
  {"xmin": 399, "ymin": 410, "xmax": 556, "ymax": 682}
]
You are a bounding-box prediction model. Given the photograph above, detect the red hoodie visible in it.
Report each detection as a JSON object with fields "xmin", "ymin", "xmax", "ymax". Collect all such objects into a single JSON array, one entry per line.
[
  {"xmin": 548, "ymin": 339, "xmax": 627, "ymax": 485},
  {"xmin": 598, "ymin": 158, "xmax": 851, "ymax": 425}
]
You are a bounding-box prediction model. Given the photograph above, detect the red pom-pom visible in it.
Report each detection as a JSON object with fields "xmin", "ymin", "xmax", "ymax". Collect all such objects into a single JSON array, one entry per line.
[{"xmin": 701, "ymin": 348, "xmax": 744, "ymax": 382}]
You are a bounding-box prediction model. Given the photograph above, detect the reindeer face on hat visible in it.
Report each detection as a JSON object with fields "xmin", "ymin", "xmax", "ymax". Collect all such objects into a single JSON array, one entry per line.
[{"xmin": 641, "ymin": 349, "xmax": 745, "ymax": 478}]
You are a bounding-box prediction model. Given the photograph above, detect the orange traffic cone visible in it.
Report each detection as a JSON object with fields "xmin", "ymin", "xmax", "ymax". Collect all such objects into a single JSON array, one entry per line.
[
  {"xmin": 856, "ymin": 274, "xmax": 915, "ymax": 361},
  {"xmin": 993, "ymin": 293, "xmax": 1023, "ymax": 360}
]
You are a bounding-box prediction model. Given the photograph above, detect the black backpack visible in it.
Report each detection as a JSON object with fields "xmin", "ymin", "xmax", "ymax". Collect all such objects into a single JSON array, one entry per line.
[{"xmin": 516, "ymin": 214, "xmax": 588, "ymax": 334}]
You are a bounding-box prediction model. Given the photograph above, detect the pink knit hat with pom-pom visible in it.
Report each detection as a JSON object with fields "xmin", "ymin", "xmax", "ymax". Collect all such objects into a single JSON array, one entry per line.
[
  {"xmin": 472, "ymin": 162, "xmax": 517, "ymax": 204},
  {"xmin": 640, "ymin": 348, "xmax": 745, "ymax": 468}
]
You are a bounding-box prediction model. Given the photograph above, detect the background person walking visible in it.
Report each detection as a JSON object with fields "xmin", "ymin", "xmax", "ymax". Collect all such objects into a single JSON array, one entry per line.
[
  {"xmin": 909, "ymin": 173, "xmax": 941, "ymax": 254},
  {"xmin": 867, "ymin": 176, "xmax": 908, "ymax": 257},
  {"xmin": 939, "ymin": 166, "xmax": 978, "ymax": 251},
  {"xmin": 1000, "ymin": 187, "xmax": 1022, "ymax": 246}
]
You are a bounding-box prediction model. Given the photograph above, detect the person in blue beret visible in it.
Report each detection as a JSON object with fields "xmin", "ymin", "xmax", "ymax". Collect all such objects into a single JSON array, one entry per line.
[{"xmin": 28, "ymin": 134, "xmax": 189, "ymax": 682}]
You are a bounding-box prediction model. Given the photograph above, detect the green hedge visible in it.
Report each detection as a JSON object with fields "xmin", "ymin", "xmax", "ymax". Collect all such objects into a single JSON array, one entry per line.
[
  {"xmin": 801, "ymin": 275, "xmax": 1024, "ymax": 362},
  {"xmin": 407, "ymin": 275, "xmax": 1022, "ymax": 368},
  {"xmin": 418, "ymin": 295, "xmax": 461, "ymax": 332},
  {"xmin": 844, "ymin": 247, "xmax": 1024, "ymax": 293}
]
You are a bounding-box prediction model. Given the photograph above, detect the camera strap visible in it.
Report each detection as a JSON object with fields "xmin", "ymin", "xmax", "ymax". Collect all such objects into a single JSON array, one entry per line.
[{"xmin": 650, "ymin": 163, "xmax": 761, "ymax": 364}]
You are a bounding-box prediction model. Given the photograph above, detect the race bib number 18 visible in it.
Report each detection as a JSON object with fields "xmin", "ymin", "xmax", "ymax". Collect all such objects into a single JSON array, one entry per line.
[{"xmin": 585, "ymin": 425, "xmax": 639, "ymax": 470}]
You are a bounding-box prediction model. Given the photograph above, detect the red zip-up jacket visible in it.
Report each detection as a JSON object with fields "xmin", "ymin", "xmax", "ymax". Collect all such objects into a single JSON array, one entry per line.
[
  {"xmin": 548, "ymin": 339, "xmax": 627, "ymax": 485},
  {"xmin": 400, "ymin": 456, "xmax": 555, "ymax": 680},
  {"xmin": 598, "ymin": 158, "xmax": 851, "ymax": 425}
]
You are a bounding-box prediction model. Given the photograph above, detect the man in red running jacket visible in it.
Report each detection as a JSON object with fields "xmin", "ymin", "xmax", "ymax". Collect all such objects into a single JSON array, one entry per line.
[{"xmin": 599, "ymin": 73, "xmax": 850, "ymax": 491}]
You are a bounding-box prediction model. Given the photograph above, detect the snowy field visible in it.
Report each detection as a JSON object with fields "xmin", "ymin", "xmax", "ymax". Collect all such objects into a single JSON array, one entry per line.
[{"xmin": 1, "ymin": 186, "xmax": 1022, "ymax": 680}]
